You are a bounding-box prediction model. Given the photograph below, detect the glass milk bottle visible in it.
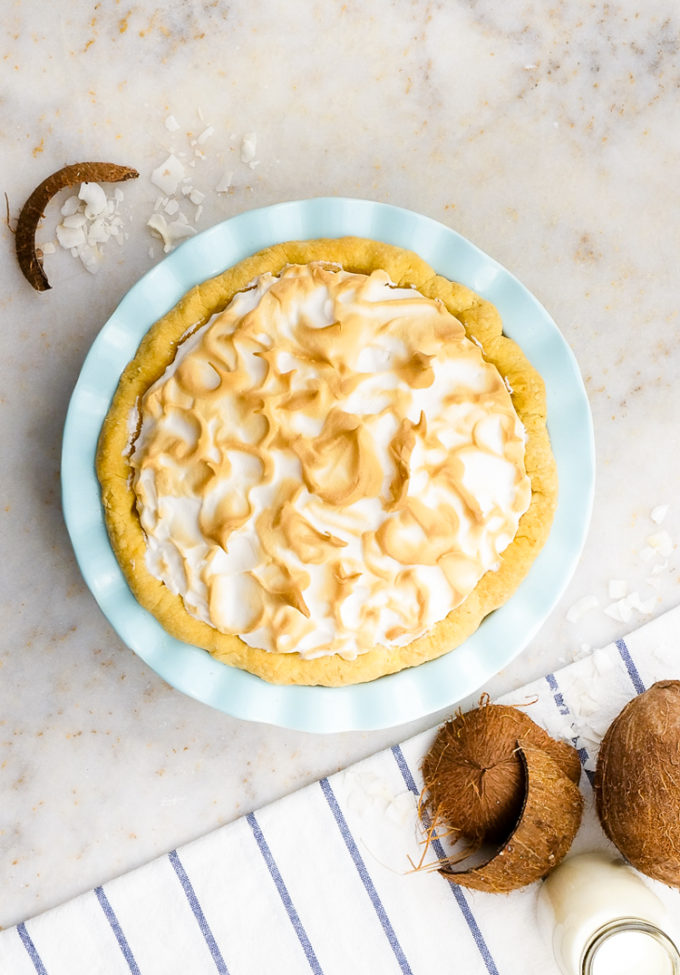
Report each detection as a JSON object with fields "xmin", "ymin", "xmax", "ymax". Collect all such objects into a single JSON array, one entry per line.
[{"xmin": 537, "ymin": 852, "xmax": 680, "ymax": 975}]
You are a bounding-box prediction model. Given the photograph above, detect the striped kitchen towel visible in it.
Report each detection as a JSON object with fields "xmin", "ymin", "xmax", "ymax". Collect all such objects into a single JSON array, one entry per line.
[{"xmin": 3, "ymin": 605, "xmax": 680, "ymax": 975}]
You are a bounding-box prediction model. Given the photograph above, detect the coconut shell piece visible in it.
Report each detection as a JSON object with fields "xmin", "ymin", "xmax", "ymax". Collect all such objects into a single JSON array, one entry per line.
[
  {"xmin": 421, "ymin": 703, "xmax": 581, "ymax": 846},
  {"xmin": 438, "ymin": 743, "xmax": 584, "ymax": 893},
  {"xmin": 15, "ymin": 161, "xmax": 138, "ymax": 291},
  {"xmin": 594, "ymin": 679, "xmax": 680, "ymax": 887}
]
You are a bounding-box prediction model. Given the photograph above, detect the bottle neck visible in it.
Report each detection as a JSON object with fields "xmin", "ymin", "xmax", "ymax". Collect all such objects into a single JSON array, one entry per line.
[{"xmin": 581, "ymin": 919, "xmax": 680, "ymax": 975}]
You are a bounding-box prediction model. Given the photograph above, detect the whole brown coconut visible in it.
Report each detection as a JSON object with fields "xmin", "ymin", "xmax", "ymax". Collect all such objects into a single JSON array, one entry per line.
[
  {"xmin": 594, "ymin": 680, "xmax": 680, "ymax": 887},
  {"xmin": 421, "ymin": 702, "xmax": 582, "ymax": 845}
]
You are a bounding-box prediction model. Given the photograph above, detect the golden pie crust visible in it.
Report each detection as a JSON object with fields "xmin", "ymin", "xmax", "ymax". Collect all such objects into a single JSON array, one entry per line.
[{"xmin": 96, "ymin": 237, "xmax": 558, "ymax": 686}]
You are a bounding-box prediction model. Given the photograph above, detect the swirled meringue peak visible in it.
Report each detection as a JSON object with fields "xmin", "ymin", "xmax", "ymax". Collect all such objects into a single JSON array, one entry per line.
[{"xmin": 131, "ymin": 262, "xmax": 531, "ymax": 660}]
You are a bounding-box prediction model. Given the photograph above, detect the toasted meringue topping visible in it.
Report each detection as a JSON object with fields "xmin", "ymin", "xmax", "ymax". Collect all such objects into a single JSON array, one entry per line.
[{"xmin": 130, "ymin": 263, "xmax": 531, "ymax": 659}]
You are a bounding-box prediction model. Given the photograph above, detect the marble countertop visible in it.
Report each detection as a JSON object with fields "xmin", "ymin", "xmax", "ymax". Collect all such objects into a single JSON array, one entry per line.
[{"xmin": 2, "ymin": 0, "xmax": 679, "ymax": 932}]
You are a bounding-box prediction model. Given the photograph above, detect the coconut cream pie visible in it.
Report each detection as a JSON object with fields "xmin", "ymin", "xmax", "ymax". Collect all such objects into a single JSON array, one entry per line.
[{"xmin": 97, "ymin": 237, "xmax": 557, "ymax": 685}]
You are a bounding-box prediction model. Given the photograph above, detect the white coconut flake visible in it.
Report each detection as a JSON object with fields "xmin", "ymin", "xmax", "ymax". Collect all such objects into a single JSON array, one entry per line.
[
  {"xmin": 566, "ymin": 594, "xmax": 599, "ymax": 623},
  {"xmin": 189, "ymin": 188, "xmax": 205, "ymax": 205},
  {"xmin": 197, "ymin": 125, "xmax": 215, "ymax": 145},
  {"xmin": 604, "ymin": 597, "xmax": 634, "ymax": 623},
  {"xmin": 604, "ymin": 590, "xmax": 656, "ymax": 623},
  {"xmin": 216, "ymin": 170, "xmax": 233, "ymax": 193},
  {"xmin": 79, "ymin": 181, "xmax": 108, "ymax": 218},
  {"xmin": 646, "ymin": 530, "xmax": 674, "ymax": 558},
  {"xmin": 54, "ymin": 183, "xmax": 127, "ymax": 274},
  {"xmin": 628, "ymin": 592, "xmax": 657, "ymax": 615},
  {"xmin": 60, "ymin": 195, "xmax": 81, "ymax": 217},
  {"xmin": 651, "ymin": 560, "xmax": 669, "ymax": 576},
  {"xmin": 56, "ymin": 224, "xmax": 86, "ymax": 249},
  {"xmin": 573, "ymin": 688, "xmax": 601, "ymax": 719},
  {"xmin": 591, "ymin": 647, "xmax": 617, "ymax": 676},
  {"xmin": 608, "ymin": 579, "xmax": 628, "ymax": 600},
  {"xmin": 87, "ymin": 218, "xmax": 111, "ymax": 245},
  {"xmin": 240, "ymin": 132, "xmax": 257, "ymax": 163},
  {"xmin": 651, "ymin": 504, "xmax": 669, "ymax": 525},
  {"xmin": 147, "ymin": 212, "xmax": 171, "ymax": 248},
  {"xmin": 147, "ymin": 212, "xmax": 197, "ymax": 253},
  {"xmin": 151, "ymin": 153, "xmax": 185, "ymax": 195},
  {"xmin": 61, "ymin": 212, "xmax": 87, "ymax": 229},
  {"xmin": 165, "ymin": 114, "xmax": 180, "ymax": 132}
]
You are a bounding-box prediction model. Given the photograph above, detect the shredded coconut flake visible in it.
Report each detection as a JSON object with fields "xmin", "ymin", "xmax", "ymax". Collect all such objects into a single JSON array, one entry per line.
[
  {"xmin": 651, "ymin": 504, "xmax": 669, "ymax": 525},
  {"xmin": 604, "ymin": 590, "xmax": 656, "ymax": 623},
  {"xmin": 628, "ymin": 592, "xmax": 657, "ymax": 614},
  {"xmin": 197, "ymin": 125, "xmax": 215, "ymax": 145},
  {"xmin": 604, "ymin": 597, "xmax": 634, "ymax": 623},
  {"xmin": 79, "ymin": 181, "xmax": 108, "ymax": 218},
  {"xmin": 151, "ymin": 153, "xmax": 185, "ymax": 195},
  {"xmin": 61, "ymin": 213, "xmax": 87, "ymax": 230},
  {"xmin": 608, "ymin": 579, "xmax": 628, "ymax": 600},
  {"xmin": 646, "ymin": 530, "xmax": 673, "ymax": 558},
  {"xmin": 147, "ymin": 212, "xmax": 197, "ymax": 253},
  {"xmin": 60, "ymin": 195, "xmax": 81, "ymax": 217},
  {"xmin": 566, "ymin": 594, "xmax": 599, "ymax": 623},
  {"xmin": 216, "ymin": 170, "xmax": 233, "ymax": 193},
  {"xmin": 240, "ymin": 132, "xmax": 257, "ymax": 163},
  {"xmin": 54, "ymin": 182, "xmax": 126, "ymax": 274},
  {"xmin": 56, "ymin": 224, "xmax": 86, "ymax": 249}
]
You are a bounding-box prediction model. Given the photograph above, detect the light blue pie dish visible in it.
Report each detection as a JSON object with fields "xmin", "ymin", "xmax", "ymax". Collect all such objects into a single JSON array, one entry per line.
[{"xmin": 61, "ymin": 197, "xmax": 595, "ymax": 733}]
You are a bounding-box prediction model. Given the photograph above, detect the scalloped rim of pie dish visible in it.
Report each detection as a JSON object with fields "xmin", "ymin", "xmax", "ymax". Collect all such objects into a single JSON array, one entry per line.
[{"xmin": 96, "ymin": 237, "xmax": 558, "ymax": 686}]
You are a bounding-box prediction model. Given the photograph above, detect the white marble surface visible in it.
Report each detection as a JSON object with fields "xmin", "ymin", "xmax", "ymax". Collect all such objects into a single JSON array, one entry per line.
[{"xmin": 1, "ymin": 0, "xmax": 679, "ymax": 932}]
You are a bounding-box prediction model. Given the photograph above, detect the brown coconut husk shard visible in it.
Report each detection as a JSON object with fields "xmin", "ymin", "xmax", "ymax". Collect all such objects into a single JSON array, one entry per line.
[
  {"xmin": 15, "ymin": 162, "xmax": 139, "ymax": 291},
  {"xmin": 419, "ymin": 701, "xmax": 583, "ymax": 892},
  {"xmin": 438, "ymin": 743, "xmax": 584, "ymax": 893},
  {"xmin": 594, "ymin": 679, "xmax": 680, "ymax": 887}
]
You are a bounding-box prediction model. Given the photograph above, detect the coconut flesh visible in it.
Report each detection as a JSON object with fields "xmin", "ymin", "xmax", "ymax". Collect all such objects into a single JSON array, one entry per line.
[
  {"xmin": 420, "ymin": 702, "xmax": 583, "ymax": 892},
  {"xmin": 595, "ymin": 679, "xmax": 680, "ymax": 887}
]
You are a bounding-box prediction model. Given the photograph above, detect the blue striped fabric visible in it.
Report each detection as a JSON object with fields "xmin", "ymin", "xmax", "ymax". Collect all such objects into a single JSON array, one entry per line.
[
  {"xmin": 391, "ymin": 744, "xmax": 501, "ymax": 975},
  {"xmin": 319, "ymin": 776, "xmax": 414, "ymax": 975},
  {"xmin": 16, "ymin": 922, "xmax": 47, "ymax": 975},
  {"xmin": 6, "ymin": 608, "xmax": 680, "ymax": 975},
  {"xmin": 168, "ymin": 849, "xmax": 230, "ymax": 974},
  {"xmin": 94, "ymin": 886, "xmax": 142, "ymax": 974},
  {"xmin": 246, "ymin": 812, "xmax": 323, "ymax": 974},
  {"xmin": 616, "ymin": 637, "xmax": 647, "ymax": 694},
  {"xmin": 545, "ymin": 672, "xmax": 595, "ymax": 786}
]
